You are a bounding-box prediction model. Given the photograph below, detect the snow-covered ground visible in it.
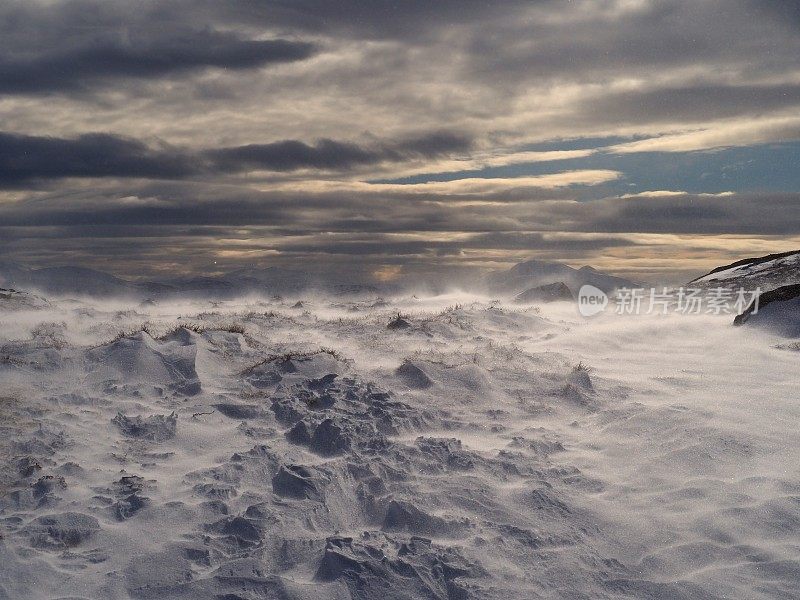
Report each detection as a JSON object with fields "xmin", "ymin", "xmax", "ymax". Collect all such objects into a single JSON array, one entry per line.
[{"xmin": 1, "ymin": 293, "xmax": 798, "ymax": 599}]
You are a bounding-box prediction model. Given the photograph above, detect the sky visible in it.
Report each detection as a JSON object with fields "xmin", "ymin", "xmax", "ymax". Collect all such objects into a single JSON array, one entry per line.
[{"xmin": 1, "ymin": 0, "xmax": 799, "ymax": 285}]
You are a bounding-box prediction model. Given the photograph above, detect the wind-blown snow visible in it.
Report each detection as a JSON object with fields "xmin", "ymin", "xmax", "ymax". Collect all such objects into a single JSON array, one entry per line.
[{"xmin": 0, "ymin": 292, "xmax": 798, "ymax": 599}]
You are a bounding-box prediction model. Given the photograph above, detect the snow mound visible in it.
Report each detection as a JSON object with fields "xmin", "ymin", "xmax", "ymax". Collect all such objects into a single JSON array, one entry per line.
[
  {"xmin": 734, "ymin": 284, "xmax": 800, "ymax": 337},
  {"xmin": 86, "ymin": 331, "xmax": 201, "ymax": 395}
]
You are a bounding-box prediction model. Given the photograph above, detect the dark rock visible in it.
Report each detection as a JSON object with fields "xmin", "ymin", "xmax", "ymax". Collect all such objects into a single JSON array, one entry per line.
[
  {"xmin": 270, "ymin": 398, "xmax": 305, "ymax": 425},
  {"xmin": 567, "ymin": 364, "xmax": 593, "ymax": 391},
  {"xmin": 17, "ymin": 457, "xmax": 42, "ymax": 478},
  {"xmin": 415, "ymin": 437, "xmax": 475, "ymax": 470},
  {"xmin": 193, "ymin": 483, "xmax": 238, "ymax": 500},
  {"xmin": 315, "ymin": 534, "xmax": 475, "ymax": 599}
]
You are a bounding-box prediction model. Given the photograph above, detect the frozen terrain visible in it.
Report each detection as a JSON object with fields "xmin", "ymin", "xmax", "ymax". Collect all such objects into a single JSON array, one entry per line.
[{"xmin": 1, "ymin": 290, "xmax": 799, "ymax": 599}]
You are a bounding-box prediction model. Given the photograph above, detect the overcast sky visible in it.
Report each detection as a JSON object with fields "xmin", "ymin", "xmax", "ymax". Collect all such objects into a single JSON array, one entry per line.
[{"xmin": 1, "ymin": 0, "xmax": 799, "ymax": 283}]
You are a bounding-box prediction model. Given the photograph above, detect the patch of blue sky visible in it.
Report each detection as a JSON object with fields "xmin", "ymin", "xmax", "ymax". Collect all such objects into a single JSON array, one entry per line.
[{"xmin": 375, "ymin": 139, "xmax": 800, "ymax": 198}]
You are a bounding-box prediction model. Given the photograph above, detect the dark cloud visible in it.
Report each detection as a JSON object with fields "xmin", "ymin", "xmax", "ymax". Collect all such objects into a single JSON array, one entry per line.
[
  {"xmin": 196, "ymin": 0, "xmax": 541, "ymax": 40},
  {"xmin": 0, "ymin": 2, "xmax": 316, "ymax": 95},
  {"xmin": 207, "ymin": 131, "xmax": 472, "ymax": 172},
  {"xmin": 0, "ymin": 132, "xmax": 193, "ymax": 184},
  {"xmin": 587, "ymin": 193, "xmax": 800, "ymax": 235},
  {"xmin": 2, "ymin": 184, "xmax": 798, "ymax": 280},
  {"xmin": 0, "ymin": 35, "xmax": 315, "ymax": 94},
  {"xmin": 206, "ymin": 140, "xmax": 378, "ymax": 172},
  {"xmin": 1, "ymin": 0, "xmax": 798, "ymax": 278},
  {"xmin": 391, "ymin": 131, "xmax": 474, "ymax": 158},
  {"xmin": 4, "ymin": 179, "xmax": 799, "ymax": 237},
  {"xmin": 0, "ymin": 130, "xmax": 472, "ymax": 185},
  {"xmin": 582, "ymin": 84, "xmax": 800, "ymax": 124},
  {"xmin": 750, "ymin": 0, "xmax": 800, "ymax": 27},
  {"xmin": 253, "ymin": 233, "xmax": 632, "ymax": 257}
]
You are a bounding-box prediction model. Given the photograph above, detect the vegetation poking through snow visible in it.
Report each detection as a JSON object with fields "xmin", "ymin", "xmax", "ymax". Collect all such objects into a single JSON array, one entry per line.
[
  {"xmin": 240, "ymin": 347, "xmax": 345, "ymax": 374},
  {"xmin": 107, "ymin": 321, "xmax": 246, "ymax": 344}
]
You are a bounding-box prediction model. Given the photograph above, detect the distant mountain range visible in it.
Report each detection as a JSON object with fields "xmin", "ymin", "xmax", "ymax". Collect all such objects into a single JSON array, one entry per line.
[
  {"xmin": 2, "ymin": 252, "xmax": 798, "ymax": 323},
  {"xmin": 482, "ymin": 259, "xmax": 641, "ymax": 296},
  {"xmin": 0, "ymin": 263, "xmax": 381, "ymax": 299},
  {"xmin": 0, "ymin": 258, "xmax": 644, "ymax": 300}
]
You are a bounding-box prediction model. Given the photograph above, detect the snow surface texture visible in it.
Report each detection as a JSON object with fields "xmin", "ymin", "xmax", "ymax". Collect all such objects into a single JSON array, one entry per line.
[{"xmin": 1, "ymin": 293, "xmax": 799, "ymax": 599}]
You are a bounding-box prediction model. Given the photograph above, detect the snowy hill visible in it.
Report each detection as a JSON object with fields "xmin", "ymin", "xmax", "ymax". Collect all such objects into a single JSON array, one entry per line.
[
  {"xmin": 0, "ymin": 288, "xmax": 49, "ymax": 310},
  {"xmin": 690, "ymin": 250, "xmax": 800, "ymax": 291},
  {"xmin": 688, "ymin": 250, "xmax": 800, "ymax": 336}
]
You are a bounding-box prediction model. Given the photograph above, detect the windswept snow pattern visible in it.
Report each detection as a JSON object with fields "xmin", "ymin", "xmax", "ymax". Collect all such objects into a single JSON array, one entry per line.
[{"xmin": 1, "ymin": 294, "xmax": 799, "ymax": 599}]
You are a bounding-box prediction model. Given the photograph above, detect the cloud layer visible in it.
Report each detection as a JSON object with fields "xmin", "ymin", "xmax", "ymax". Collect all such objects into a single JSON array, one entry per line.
[{"xmin": 1, "ymin": 0, "xmax": 799, "ymax": 282}]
